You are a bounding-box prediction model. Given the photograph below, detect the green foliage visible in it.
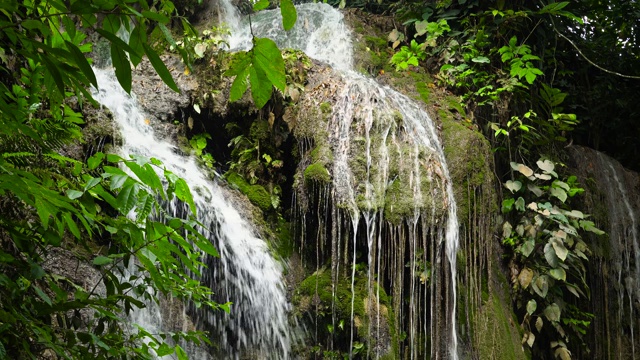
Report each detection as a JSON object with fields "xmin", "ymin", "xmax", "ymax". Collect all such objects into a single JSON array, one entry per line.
[
  {"xmin": 0, "ymin": 152, "xmax": 218, "ymax": 358},
  {"xmin": 189, "ymin": 133, "xmax": 215, "ymax": 168},
  {"xmin": 390, "ymin": 39, "xmax": 426, "ymax": 71},
  {"xmin": 224, "ymin": 1, "xmax": 297, "ymax": 109},
  {"xmin": 226, "ymin": 38, "xmax": 286, "ymax": 108},
  {"xmin": 0, "ymin": 0, "xmax": 216, "ymax": 358},
  {"xmin": 498, "ymin": 36, "xmax": 544, "ymax": 85},
  {"xmin": 501, "ymin": 159, "xmax": 603, "ymax": 358}
]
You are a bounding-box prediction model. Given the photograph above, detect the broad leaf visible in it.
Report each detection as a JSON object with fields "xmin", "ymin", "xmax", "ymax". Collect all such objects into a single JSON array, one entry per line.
[
  {"xmin": 502, "ymin": 198, "xmax": 515, "ymax": 213},
  {"xmin": 280, "ymin": 0, "xmax": 297, "ymax": 31},
  {"xmin": 253, "ymin": 0, "xmax": 269, "ymax": 11},
  {"xmin": 229, "ymin": 67, "xmax": 249, "ymax": 102},
  {"xmin": 505, "ymin": 180, "xmax": 522, "ymax": 193},
  {"xmin": 533, "ymin": 275, "xmax": 549, "ymax": 298},
  {"xmin": 174, "ymin": 178, "xmax": 196, "ymax": 215},
  {"xmin": 252, "ymin": 37, "xmax": 286, "ymax": 91},
  {"xmin": 249, "ymin": 64, "xmax": 273, "ymax": 108},
  {"xmin": 519, "ymin": 268, "xmax": 534, "ymax": 288},
  {"xmin": 510, "ymin": 162, "xmax": 533, "ymax": 177},
  {"xmin": 550, "ymin": 186, "xmax": 567, "ymax": 203},
  {"xmin": 544, "ymin": 303, "xmax": 561, "ymax": 322},
  {"xmin": 544, "ymin": 243, "xmax": 560, "ymax": 267},
  {"xmin": 549, "ymin": 267, "xmax": 566, "ymax": 281},
  {"xmin": 535, "ymin": 316, "xmax": 544, "ymax": 332},
  {"xmin": 550, "ymin": 238, "xmax": 568, "ymax": 261},
  {"xmin": 519, "ymin": 238, "xmax": 535, "ymax": 257}
]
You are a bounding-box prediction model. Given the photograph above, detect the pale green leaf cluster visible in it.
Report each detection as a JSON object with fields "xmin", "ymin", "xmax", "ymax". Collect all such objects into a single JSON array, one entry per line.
[{"xmin": 501, "ymin": 159, "xmax": 602, "ymax": 357}]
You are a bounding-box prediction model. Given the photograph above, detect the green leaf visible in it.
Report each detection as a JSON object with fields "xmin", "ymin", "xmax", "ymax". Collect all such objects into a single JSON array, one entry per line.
[
  {"xmin": 110, "ymin": 43, "xmax": 132, "ymax": 93},
  {"xmin": 88, "ymin": 152, "xmax": 105, "ymax": 170},
  {"xmin": 533, "ymin": 275, "xmax": 549, "ymax": 298},
  {"xmin": 249, "ymin": 64, "xmax": 272, "ymax": 109},
  {"xmin": 471, "ymin": 56, "xmax": 490, "ymax": 63},
  {"xmin": 116, "ymin": 183, "xmax": 139, "ymax": 214},
  {"xmin": 544, "ymin": 243, "xmax": 559, "ymax": 267},
  {"xmin": 253, "ymin": 0, "xmax": 269, "ymax": 11},
  {"xmin": 64, "ymin": 212, "xmax": 81, "ymax": 239},
  {"xmin": 252, "ymin": 38, "xmax": 286, "ymax": 91},
  {"xmin": 519, "ymin": 238, "xmax": 535, "ymax": 257},
  {"xmin": 143, "ymin": 44, "xmax": 179, "ymax": 93},
  {"xmin": 518, "ymin": 267, "xmax": 534, "ymax": 288},
  {"xmin": 95, "ymin": 28, "xmax": 141, "ymax": 57},
  {"xmin": 280, "ymin": 0, "xmax": 297, "ymax": 31},
  {"xmin": 41, "ymin": 56, "xmax": 66, "ymax": 96},
  {"xmin": 229, "ymin": 67, "xmax": 249, "ymax": 102},
  {"xmin": 66, "ymin": 189, "xmax": 84, "ymax": 200},
  {"xmin": 549, "ymin": 268, "xmax": 566, "ymax": 281},
  {"xmin": 515, "ymin": 197, "xmax": 525, "ymax": 212},
  {"xmin": 526, "ymin": 299, "xmax": 537, "ymax": 315},
  {"xmin": 155, "ymin": 342, "xmax": 173, "ymax": 356},
  {"xmin": 176, "ymin": 345, "xmax": 188, "ymax": 360},
  {"xmin": 174, "ymin": 178, "xmax": 196, "ymax": 215},
  {"xmin": 550, "ymin": 238, "xmax": 568, "ymax": 261},
  {"xmin": 34, "ymin": 286, "xmax": 52, "ymax": 306},
  {"xmin": 544, "ymin": 303, "xmax": 561, "ymax": 322},
  {"xmin": 142, "ymin": 10, "xmax": 170, "ymax": 24},
  {"xmin": 93, "ymin": 256, "xmax": 113, "ymax": 266},
  {"xmin": 550, "ymin": 187, "xmax": 567, "ymax": 203},
  {"xmin": 65, "ymin": 40, "xmax": 97, "ymax": 88},
  {"xmin": 128, "ymin": 23, "xmax": 146, "ymax": 67},
  {"xmin": 501, "ymin": 198, "xmax": 515, "ymax": 213}
]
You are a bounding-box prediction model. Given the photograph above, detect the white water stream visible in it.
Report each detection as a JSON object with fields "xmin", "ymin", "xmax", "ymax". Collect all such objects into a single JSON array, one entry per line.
[
  {"xmin": 91, "ymin": 68, "xmax": 295, "ymax": 358},
  {"xmin": 594, "ymin": 152, "xmax": 639, "ymax": 359},
  {"xmin": 219, "ymin": 2, "xmax": 460, "ymax": 358}
]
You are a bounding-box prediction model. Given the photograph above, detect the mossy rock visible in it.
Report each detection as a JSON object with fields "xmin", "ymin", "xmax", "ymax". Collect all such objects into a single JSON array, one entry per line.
[
  {"xmin": 294, "ymin": 268, "xmax": 395, "ymax": 357},
  {"xmin": 225, "ymin": 172, "xmax": 272, "ymax": 212},
  {"xmin": 303, "ymin": 162, "xmax": 331, "ymax": 184},
  {"xmin": 439, "ymin": 107, "xmax": 495, "ymax": 222}
]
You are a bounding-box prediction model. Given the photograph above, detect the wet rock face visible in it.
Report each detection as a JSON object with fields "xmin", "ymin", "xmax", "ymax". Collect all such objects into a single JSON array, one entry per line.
[
  {"xmin": 41, "ymin": 247, "xmax": 105, "ymax": 331},
  {"xmin": 131, "ymin": 55, "xmax": 199, "ymax": 142},
  {"xmin": 569, "ymin": 146, "xmax": 640, "ymax": 359}
]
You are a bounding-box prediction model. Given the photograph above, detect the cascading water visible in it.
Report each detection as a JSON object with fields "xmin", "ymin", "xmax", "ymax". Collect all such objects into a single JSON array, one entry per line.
[
  {"xmin": 91, "ymin": 67, "xmax": 296, "ymax": 358},
  {"xmin": 571, "ymin": 146, "xmax": 640, "ymax": 359},
  {"xmin": 220, "ymin": 2, "xmax": 460, "ymax": 358}
]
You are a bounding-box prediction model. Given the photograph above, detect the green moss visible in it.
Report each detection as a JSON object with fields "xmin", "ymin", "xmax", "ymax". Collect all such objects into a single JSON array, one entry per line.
[
  {"xmin": 320, "ymin": 101, "xmax": 332, "ymax": 114},
  {"xmin": 274, "ymin": 218, "xmax": 294, "ymax": 259},
  {"xmin": 249, "ymin": 119, "xmax": 270, "ymax": 142},
  {"xmin": 474, "ymin": 293, "xmax": 528, "ymax": 360},
  {"xmin": 439, "ymin": 109, "xmax": 493, "ymax": 222},
  {"xmin": 226, "ymin": 172, "xmax": 272, "ymax": 212},
  {"xmin": 304, "ymin": 162, "xmax": 331, "ymax": 184},
  {"xmin": 294, "ymin": 268, "xmax": 396, "ymax": 357}
]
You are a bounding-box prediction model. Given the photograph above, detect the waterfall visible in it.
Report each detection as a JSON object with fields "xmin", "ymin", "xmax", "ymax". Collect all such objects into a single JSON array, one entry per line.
[
  {"xmin": 571, "ymin": 147, "xmax": 639, "ymax": 359},
  {"xmin": 221, "ymin": 2, "xmax": 460, "ymax": 358},
  {"xmin": 91, "ymin": 67, "xmax": 296, "ymax": 358}
]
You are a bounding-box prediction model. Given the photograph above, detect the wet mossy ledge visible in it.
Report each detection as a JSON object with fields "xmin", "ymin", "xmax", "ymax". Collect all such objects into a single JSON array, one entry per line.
[
  {"xmin": 293, "ymin": 267, "xmax": 395, "ymax": 359},
  {"xmin": 225, "ymin": 172, "xmax": 272, "ymax": 212}
]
